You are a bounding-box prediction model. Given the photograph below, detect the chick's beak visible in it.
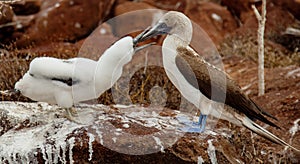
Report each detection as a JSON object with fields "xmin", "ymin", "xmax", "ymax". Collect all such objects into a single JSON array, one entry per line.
[{"xmin": 13, "ymin": 89, "xmax": 21, "ymax": 94}]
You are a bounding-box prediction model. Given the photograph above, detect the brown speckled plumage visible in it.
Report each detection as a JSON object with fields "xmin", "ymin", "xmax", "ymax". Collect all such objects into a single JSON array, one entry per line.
[{"xmin": 175, "ymin": 46, "xmax": 279, "ymax": 128}]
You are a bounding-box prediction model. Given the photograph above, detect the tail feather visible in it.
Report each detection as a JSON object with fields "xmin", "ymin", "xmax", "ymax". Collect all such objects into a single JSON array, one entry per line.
[{"xmin": 242, "ymin": 117, "xmax": 299, "ymax": 152}]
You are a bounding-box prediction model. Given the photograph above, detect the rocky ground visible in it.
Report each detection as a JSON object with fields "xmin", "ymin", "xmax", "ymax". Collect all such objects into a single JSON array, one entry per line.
[{"xmin": 0, "ymin": 0, "xmax": 300, "ymax": 163}]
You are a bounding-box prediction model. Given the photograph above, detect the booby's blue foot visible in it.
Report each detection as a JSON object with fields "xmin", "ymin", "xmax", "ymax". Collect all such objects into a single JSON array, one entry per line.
[
  {"xmin": 198, "ymin": 114, "xmax": 207, "ymax": 132},
  {"xmin": 176, "ymin": 115, "xmax": 194, "ymax": 125},
  {"xmin": 178, "ymin": 114, "xmax": 208, "ymax": 133},
  {"xmin": 191, "ymin": 114, "xmax": 205, "ymax": 126},
  {"xmin": 180, "ymin": 126, "xmax": 204, "ymax": 133}
]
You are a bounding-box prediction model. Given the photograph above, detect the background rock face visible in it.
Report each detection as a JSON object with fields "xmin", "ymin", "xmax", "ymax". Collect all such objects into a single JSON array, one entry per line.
[
  {"xmin": 15, "ymin": 0, "xmax": 115, "ymax": 48},
  {"xmin": 0, "ymin": 3, "xmax": 14, "ymax": 40},
  {"xmin": 0, "ymin": 4, "xmax": 14, "ymax": 25},
  {"xmin": 271, "ymin": 0, "xmax": 300, "ymax": 20},
  {"xmin": 185, "ymin": 2, "xmax": 238, "ymax": 44},
  {"xmin": 1, "ymin": 0, "xmax": 300, "ymax": 163}
]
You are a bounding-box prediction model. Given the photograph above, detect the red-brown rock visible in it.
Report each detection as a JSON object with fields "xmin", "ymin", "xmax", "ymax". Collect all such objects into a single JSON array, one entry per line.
[
  {"xmin": 141, "ymin": 0, "xmax": 190, "ymax": 12},
  {"xmin": 221, "ymin": 0, "xmax": 257, "ymax": 21},
  {"xmin": 11, "ymin": 0, "xmax": 41, "ymax": 15},
  {"xmin": 0, "ymin": 4, "xmax": 14, "ymax": 25},
  {"xmin": 113, "ymin": 1, "xmax": 157, "ymax": 37},
  {"xmin": 0, "ymin": 3, "xmax": 14, "ymax": 40},
  {"xmin": 115, "ymin": 1, "xmax": 237, "ymax": 46},
  {"xmin": 186, "ymin": 2, "xmax": 238, "ymax": 45},
  {"xmin": 271, "ymin": 0, "xmax": 300, "ymax": 20},
  {"xmin": 115, "ymin": 0, "xmax": 131, "ymax": 6},
  {"xmin": 235, "ymin": 5, "xmax": 295, "ymax": 37},
  {"xmin": 76, "ymin": 23, "xmax": 118, "ymax": 60},
  {"xmin": 15, "ymin": 0, "xmax": 115, "ymax": 48}
]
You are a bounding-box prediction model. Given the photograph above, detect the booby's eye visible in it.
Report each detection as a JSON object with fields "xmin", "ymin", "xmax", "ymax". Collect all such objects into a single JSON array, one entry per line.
[
  {"xmin": 160, "ymin": 23, "xmax": 167, "ymax": 28},
  {"xmin": 157, "ymin": 23, "xmax": 172, "ymax": 34}
]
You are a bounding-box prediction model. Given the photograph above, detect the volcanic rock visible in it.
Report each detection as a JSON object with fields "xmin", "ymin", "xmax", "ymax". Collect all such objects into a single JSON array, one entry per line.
[
  {"xmin": 0, "ymin": 3, "xmax": 15, "ymax": 40},
  {"xmin": 11, "ymin": 0, "xmax": 41, "ymax": 15},
  {"xmin": 15, "ymin": 0, "xmax": 115, "ymax": 48},
  {"xmin": 186, "ymin": 2, "xmax": 238, "ymax": 45}
]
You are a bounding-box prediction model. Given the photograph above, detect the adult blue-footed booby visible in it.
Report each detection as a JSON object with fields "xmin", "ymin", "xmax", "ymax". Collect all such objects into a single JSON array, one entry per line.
[
  {"xmin": 15, "ymin": 36, "xmax": 149, "ymax": 121},
  {"xmin": 136, "ymin": 11, "xmax": 299, "ymax": 151}
]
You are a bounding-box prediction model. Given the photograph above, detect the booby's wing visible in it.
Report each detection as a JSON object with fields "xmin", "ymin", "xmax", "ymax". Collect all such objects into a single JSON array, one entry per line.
[
  {"xmin": 175, "ymin": 46, "xmax": 279, "ymax": 128},
  {"xmin": 28, "ymin": 57, "xmax": 96, "ymax": 88}
]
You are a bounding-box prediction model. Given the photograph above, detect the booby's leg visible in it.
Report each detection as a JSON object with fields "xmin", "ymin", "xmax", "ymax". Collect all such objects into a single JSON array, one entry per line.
[
  {"xmin": 198, "ymin": 115, "xmax": 207, "ymax": 132},
  {"xmin": 186, "ymin": 114, "xmax": 207, "ymax": 133},
  {"xmin": 71, "ymin": 107, "xmax": 78, "ymax": 117},
  {"xmin": 191, "ymin": 114, "xmax": 203, "ymax": 126},
  {"xmin": 64, "ymin": 107, "xmax": 79, "ymax": 122}
]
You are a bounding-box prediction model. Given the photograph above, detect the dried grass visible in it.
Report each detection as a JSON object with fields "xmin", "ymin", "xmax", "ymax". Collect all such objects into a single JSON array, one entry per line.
[{"xmin": 220, "ymin": 34, "xmax": 300, "ymax": 68}]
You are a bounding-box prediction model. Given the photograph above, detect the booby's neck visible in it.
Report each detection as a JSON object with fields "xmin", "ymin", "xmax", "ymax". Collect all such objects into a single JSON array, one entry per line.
[
  {"xmin": 94, "ymin": 37, "xmax": 134, "ymax": 96},
  {"xmin": 162, "ymin": 34, "xmax": 190, "ymax": 61},
  {"xmin": 164, "ymin": 34, "xmax": 190, "ymax": 49},
  {"xmin": 162, "ymin": 35, "xmax": 187, "ymax": 56}
]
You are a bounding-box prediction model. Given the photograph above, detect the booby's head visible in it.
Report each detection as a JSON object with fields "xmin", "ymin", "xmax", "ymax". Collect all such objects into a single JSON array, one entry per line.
[
  {"xmin": 14, "ymin": 72, "xmax": 36, "ymax": 97},
  {"xmin": 135, "ymin": 11, "xmax": 193, "ymax": 44}
]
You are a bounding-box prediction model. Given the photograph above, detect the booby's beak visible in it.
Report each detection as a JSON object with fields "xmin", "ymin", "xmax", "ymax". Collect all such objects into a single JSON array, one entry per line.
[
  {"xmin": 133, "ymin": 42, "xmax": 155, "ymax": 52},
  {"xmin": 133, "ymin": 26, "xmax": 156, "ymax": 52},
  {"xmin": 133, "ymin": 26, "xmax": 151, "ymax": 45},
  {"xmin": 133, "ymin": 22, "xmax": 172, "ymax": 44}
]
